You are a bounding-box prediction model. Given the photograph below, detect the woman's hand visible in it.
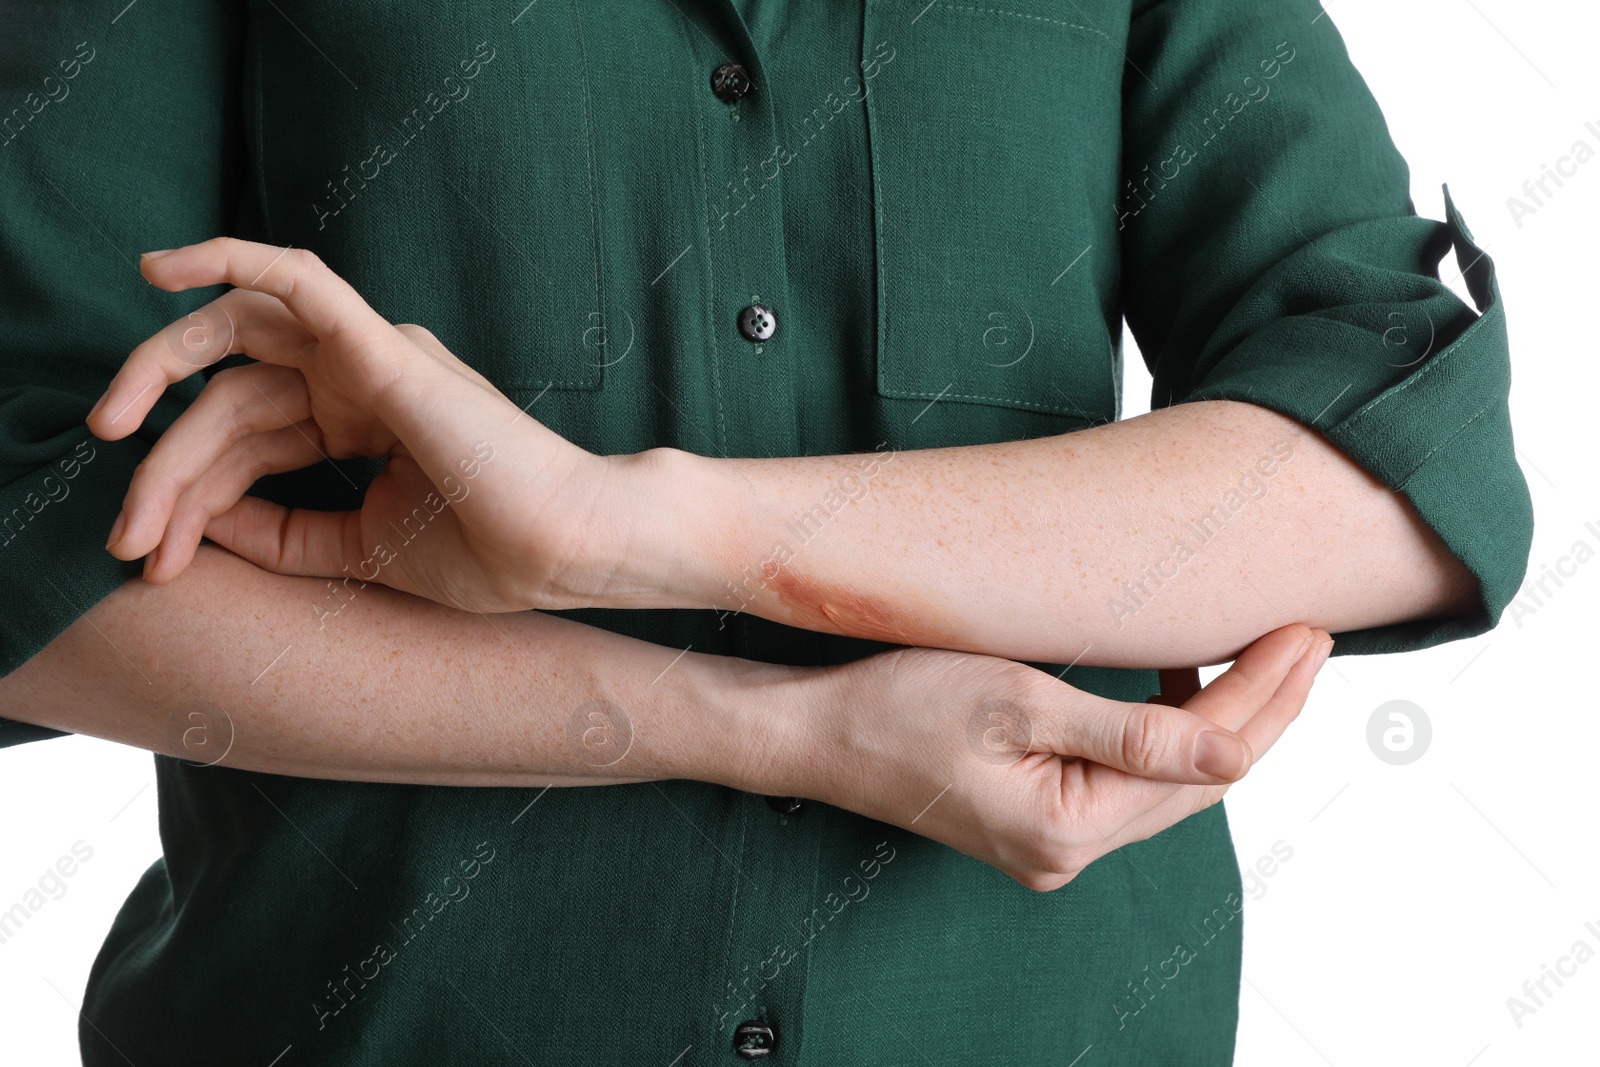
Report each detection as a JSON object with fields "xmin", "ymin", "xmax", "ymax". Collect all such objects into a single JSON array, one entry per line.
[
  {"xmin": 782, "ymin": 623, "xmax": 1332, "ymax": 891},
  {"xmin": 88, "ymin": 237, "xmax": 671, "ymax": 613}
]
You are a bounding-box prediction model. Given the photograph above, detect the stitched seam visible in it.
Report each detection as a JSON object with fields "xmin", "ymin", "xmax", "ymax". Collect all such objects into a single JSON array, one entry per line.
[
  {"xmin": 717, "ymin": 794, "xmax": 750, "ymax": 1035},
  {"xmin": 880, "ymin": 386, "xmax": 1106, "ymax": 418},
  {"xmin": 678, "ymin": 19, "xmax": 729, "ymax": 455},
  {"xmin": 503, "ymin": 377, "xmax": 592, "ymax": 389},
  {"xmin": 1341, "ymin": 224, "xmax": 1502, "ymax": 431},
  {"xmin": 252, "ymin": 9, "xmax": 275, "ymax": 241},
  {"xmin": 1342, "ymin": 302, "xmax": 1498, "ymax": 429},
  {"xmin": 863, "ymin": 16, "xmax": 892, "ymax": 410},
  {"xmin": 1190, "ymin": 381, "xmax": 1500, "ymax": 491},
  {"xmin": 570, "ymin": 0, "xmax": 606, "ymax": 389},
  {"xmin": 867, "ymin": 0, "xmax": 1110, "ymax": 41},
  {"xmin": 1388, "ymin": 399, "xmax": 1497, "ymax": 489}
]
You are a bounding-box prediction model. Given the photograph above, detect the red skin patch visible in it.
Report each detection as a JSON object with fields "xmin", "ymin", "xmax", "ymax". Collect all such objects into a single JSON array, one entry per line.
[
  {"xmin": 760, "ymin": 564, "xmax": 1202, "ymax": 700},
  {"xmin": 763, "ymin": 567, "xmax": 953, "ymax": 647}
]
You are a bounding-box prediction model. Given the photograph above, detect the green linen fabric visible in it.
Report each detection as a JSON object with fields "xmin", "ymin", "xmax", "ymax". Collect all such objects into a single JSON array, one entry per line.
[{"xmin": 0, "ymin": 0, "xmax": 1532, "ymax": 1063}]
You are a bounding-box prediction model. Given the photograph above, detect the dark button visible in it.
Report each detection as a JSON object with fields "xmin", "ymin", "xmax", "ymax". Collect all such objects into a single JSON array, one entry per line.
[
  {"xmin": 738, "ymin": 304, "xmax": 776, "ymax": 343},
  {"xmin": 765, "ymin": 795, "xmax": 804, "ymax": 816},
  {"xmin": 733, "ymin": 1019, "xmax": 776, "ymax": 1059},
  {"xmin": 711, "ymin": 63, "xmax": 753, "ymax": 103}
]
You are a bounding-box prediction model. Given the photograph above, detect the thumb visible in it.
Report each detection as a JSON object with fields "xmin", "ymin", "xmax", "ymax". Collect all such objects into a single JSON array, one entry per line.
[
  {"xmin": 204, "ymin": 495, "xmax": 362, "ymax": 580},
  {"xmin": 1031, "ymin": 623, "xmax": 1319, "ymax": 782},
  {"xmin": 1027, "ymin": 692, "xmax": 1256, "ymax": 785}
]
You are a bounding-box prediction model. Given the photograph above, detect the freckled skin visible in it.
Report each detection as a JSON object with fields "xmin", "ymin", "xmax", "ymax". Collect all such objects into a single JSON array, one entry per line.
[
  {"xmin": 685, "ymin": 399, "xmax": 1476, "ymax": 670},
  {"xmin": 765, "ymin": 568, "xmax": 954, "ymax": 647}
]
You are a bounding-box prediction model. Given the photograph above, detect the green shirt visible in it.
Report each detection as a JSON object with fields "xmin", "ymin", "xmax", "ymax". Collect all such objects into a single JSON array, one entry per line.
[{"xmin": 0, "ymin": 0, "xmax": 1532, "ymax": 1063}]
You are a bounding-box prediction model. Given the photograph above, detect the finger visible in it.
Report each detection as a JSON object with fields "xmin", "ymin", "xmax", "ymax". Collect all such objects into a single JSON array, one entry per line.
[
  {"xmin": 1063, "ymin": 625, "xmax": 1326, "ymax": 836},
  {"xmin": 1035, "ymin": 625, "xmax": 1315, "ymax": 786},
  {"xmin": 1104, "ymin": 631, "xmax": 1328, "ymax": 850},
  {"xmin": 90, "ymin": 288, "xmax": 312, "ymax": 441},
  {"xmin": 149, "ymin": 280, "xmax": 513, "ymax": 489},
  {"xmin": 202, "ymin": 494, "xmax": 363, "ymax": 580},
  {"xmin": 111, "ymin": 362, "xmax": 312, "ymax": 560},
  {"xmin": 1031, "ymin": 694, "xmax": 1256, "ymax": 786},
  {"xmin": 139, "ymin": 238, "xmax": 390, "ymax": 345},
  {"xmin": 1226, "ymin": 627, "xmax": 1331, "ymax": 765},
  {"xmin": 1075, "ymin": 628, "xmax": 1333, "ymax": 841},
  {"xmin": 1177, "ymin": 623, "xmax": 1320, "ymax": 733},
  {"xmin": 142, "ymin": 422, "xmax": 331, "ymax": 583}
]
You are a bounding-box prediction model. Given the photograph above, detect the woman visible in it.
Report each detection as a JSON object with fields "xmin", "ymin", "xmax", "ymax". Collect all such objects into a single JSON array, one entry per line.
[{"xmin": 0, "ymin": 0, "xmax": 1529, "ymax": 1063}]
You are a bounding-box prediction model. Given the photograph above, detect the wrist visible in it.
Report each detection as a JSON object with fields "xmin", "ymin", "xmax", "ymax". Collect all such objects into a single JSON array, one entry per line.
[
  {"xmin": 589, "ymin": 446, "xmax": 740, "ymax": 609},
  {"xmin": 670, "ymin": 652, "xmax": 823, "ymax": 798}
]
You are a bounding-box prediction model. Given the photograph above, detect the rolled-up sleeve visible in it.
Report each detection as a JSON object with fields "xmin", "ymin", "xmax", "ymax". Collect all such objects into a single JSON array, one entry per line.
[
  {"xmin": 1119, "ymin": 0, "xmax": 1533, "ymax": 656},
  {"xmin": 0, "ymin": 3, "xmax": 243, "ymax": 745}
]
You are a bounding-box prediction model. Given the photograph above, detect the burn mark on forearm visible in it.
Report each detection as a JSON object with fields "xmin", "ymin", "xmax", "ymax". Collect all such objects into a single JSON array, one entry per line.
[{"xmin": 763, "ymin": 567, "xmax": 954, "ymax": 648}]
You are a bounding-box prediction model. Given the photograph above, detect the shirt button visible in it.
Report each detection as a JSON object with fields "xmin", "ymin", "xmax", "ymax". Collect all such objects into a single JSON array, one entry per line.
[
  {"xmin": 711, "ymin": 63, "xmax": 754, "ymax": 103},
  {"xmin": 738, "ymin": 304, "xmax": 776, "ymax": 342},
  {"xmin": 765, "ymin": 795, "xmax": 804, "ymax": 816},
  {"xmin": 733, "ymin": 1019, "xmax": 776, "ymax": 1058}
]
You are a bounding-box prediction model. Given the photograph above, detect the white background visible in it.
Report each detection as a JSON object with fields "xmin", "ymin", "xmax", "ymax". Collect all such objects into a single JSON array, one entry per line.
[
  {"xmin": 2, "ymin": 0, "xmax": 1597, "ymax": 1063},
  {"xmin": 1212, "ymin": 2, "xmax": 1600, "ymax": 1064}
]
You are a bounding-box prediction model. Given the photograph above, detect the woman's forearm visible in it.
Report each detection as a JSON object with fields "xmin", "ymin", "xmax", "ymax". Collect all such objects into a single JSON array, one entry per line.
[
  {"xmin": 0, "ymin": 543, "xmax": 797, "ymax": 789},
  {"xmin": 0, "ymin": 541, "xmax": 1342, "ymax": 895},
  {"xmin": 618, "ymin": 399, "xmax": 1477, "ymax": 667}
]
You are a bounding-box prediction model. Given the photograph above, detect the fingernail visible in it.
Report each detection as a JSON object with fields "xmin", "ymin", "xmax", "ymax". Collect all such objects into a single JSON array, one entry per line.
[
  {"xmin": 142, "ymin": 546, "xmax": 157, "ymax": 578},
  {"xmin": 1194, "ymin": 730, "xmax": 1250, "ymax": 781},
  {"xmin": 87, "ymin": 390, "xmax": 108, "ymax": 420},
  {"xmin": 141, "ymin": 249, "xmax": 177, "ymax": 260},
  {"xmin": 1310, "ymin": 639, "xmax": 1334, "ymax": 673},
  {"xmin": 106, "ymin": 509, "xmax": 126, "ymax": 550}
]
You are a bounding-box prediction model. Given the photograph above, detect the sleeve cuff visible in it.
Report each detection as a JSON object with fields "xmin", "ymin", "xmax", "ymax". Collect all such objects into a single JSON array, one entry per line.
[{"xmin": 1161, "ymin": 186, "xmax": 1534, "ymax": 655}]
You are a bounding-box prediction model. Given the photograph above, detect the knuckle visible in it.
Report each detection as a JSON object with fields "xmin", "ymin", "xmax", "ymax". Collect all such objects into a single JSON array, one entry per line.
[
  {"xmin": 289, "ymin": 247, "xmax": 324, "ymax": 272},
  {"xmin": 219, "ymin": 237, "xmax": 255, "ymax": 274},
  {"xmin": 242, "ymin": 438, "xmax": 283, "ymax": 482},
  {"xmin": 129, "ymin": 463, "xmax": 175, "ymax": 502},
  {"xmin": 208, "ymin": 365, "xmax": 257, "ymax": 407},
  {"xmin": 394, "ymin": 322, "xmax": 437, "ymax": 344},
  {"xmin": 1120, "ymin": 705, "xmax": 1172, "ymax": 772},
  {"xmin": 129, "ymin": 454, "xmax": 172, "ymax": 494}
]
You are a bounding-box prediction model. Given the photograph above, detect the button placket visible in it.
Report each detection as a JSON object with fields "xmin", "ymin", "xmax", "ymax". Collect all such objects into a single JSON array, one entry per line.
[
  {"xmin": 699, "ymin": 44, "xmax": 796, "ymax": 456},
  {"xmin": 694, "ymin": 10, "xmax": 812, "ymax": 1061}
]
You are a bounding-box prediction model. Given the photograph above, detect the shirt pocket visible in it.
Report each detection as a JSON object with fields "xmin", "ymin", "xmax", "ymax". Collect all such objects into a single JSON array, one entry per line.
[
  {"xmin": 861, "ymin": 0, "xmax": 1124, "ymax": 421},
  {"xmin": 249, "ymin": 1, "xmax": 605, "ymax": 397}
]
